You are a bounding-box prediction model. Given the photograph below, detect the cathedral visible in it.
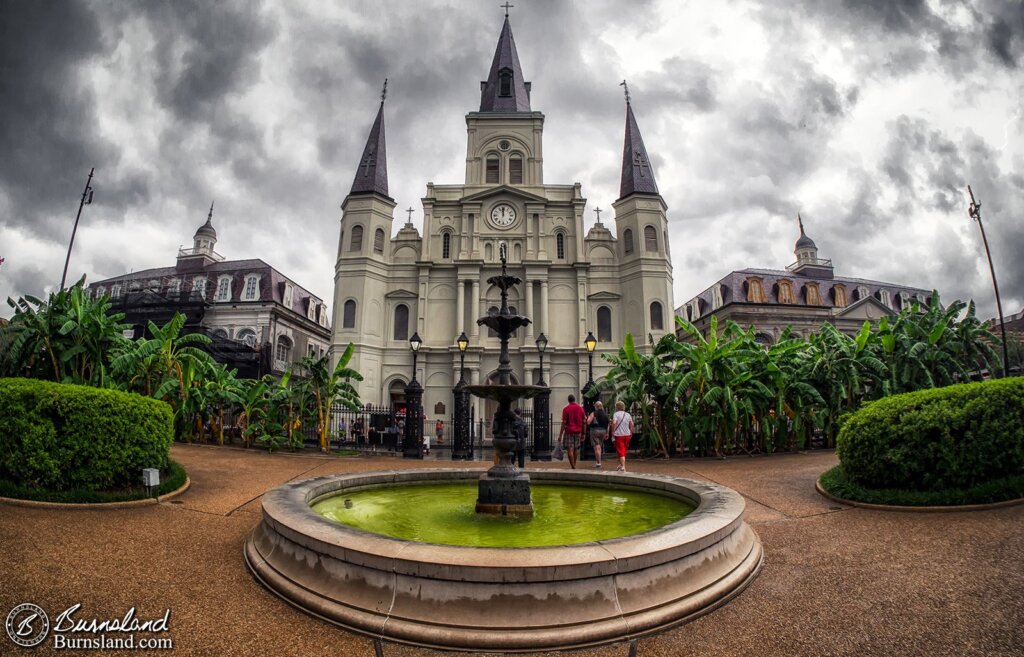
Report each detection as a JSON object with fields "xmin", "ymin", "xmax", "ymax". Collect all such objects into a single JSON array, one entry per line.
[{"xmin": 330, "ymin": 15, "xmax": 674, "ymax": 424}]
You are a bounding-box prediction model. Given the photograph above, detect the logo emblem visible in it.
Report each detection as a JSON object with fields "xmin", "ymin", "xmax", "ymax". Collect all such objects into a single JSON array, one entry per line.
[{"xmin": 5, "ymin": 603, "xmax": 49, "ymax": 647}]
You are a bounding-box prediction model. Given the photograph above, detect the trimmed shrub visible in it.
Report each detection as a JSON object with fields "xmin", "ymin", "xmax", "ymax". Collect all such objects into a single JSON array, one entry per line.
[
  {"xmin": 0, "ymin": 378, "xmax": 173, "ymax": 491},
  {"xmin": 837, "ymin": 377, "xmax": 1024, "ymax": 491}
]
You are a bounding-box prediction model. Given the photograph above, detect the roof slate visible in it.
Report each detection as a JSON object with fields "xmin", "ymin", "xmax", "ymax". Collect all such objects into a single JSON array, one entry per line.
[
  {"xmin": 349, "ymin": 101, "xmax": 389, "ymax": 198},
  {"xmin": 619, "ymin": 102, "xmax": 660, "ymax": 199}
]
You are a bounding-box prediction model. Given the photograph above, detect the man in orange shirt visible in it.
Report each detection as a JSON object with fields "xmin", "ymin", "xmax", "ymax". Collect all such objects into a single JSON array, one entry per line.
[{"xmin": 559, "ymin": 394, "xmax": 586, "ymax": 469}]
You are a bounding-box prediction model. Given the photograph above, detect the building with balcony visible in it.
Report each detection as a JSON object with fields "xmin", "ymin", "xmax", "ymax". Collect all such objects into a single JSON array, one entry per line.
[
  {"xmin": 87, "ymin": 205, "xmax": 331, "ymax": 377},
  {"xmin": 675, "ymin": 215, "xmax": 933, "ymax": 344}
]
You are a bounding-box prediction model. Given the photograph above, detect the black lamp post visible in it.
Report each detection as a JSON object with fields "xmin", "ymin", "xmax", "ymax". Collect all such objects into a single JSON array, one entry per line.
[
  {"xmin": 60, "ymin": 167, "xmax": 95, "ymax": 290},
  {"xmin": 531, "ymin": 333, "xmax": 551, "ymax": 461},
  {"xmin": 582, "ymin": 331, "xmax": 598, "ymax": 410},
  {"xmin": 452, "ymin": 331, "xmax": 472, "ymax": 460},
  {"xmin": 968, "ymin": 186, "xmax": 1011, "ymax": 378},
  {"xmin": 403, "ymin": 332, "xmax": 424, "ymax": 458}
]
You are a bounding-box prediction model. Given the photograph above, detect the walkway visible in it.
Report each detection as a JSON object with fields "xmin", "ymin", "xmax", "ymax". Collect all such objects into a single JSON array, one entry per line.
[{"xmin": 1, "ymin": 446, "xmax": 1021, "ymax": 656}]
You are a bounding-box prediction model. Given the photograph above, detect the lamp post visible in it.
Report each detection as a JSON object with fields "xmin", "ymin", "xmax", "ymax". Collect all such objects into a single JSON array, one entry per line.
[
  {"xmin": 403, "ymin": 332, "xmax": 424, "ymax": 458},
  {"xmin": 452, "ymin": 332, "xmax": 472, "ymax": 460},
  {"xmin": 531, "ymin": 333, "xmax": 551, "ymax": 461},
  {"xmin": 968, "ymin": 186, "xmax": 1011, "ymax": 378},
  {"xmin": 60, "ymin": 167, "xmax": 95, "ymax": 290},
  {"xmin": 581, "ymin": 331, "xmax": 598, "ymax": 460}
]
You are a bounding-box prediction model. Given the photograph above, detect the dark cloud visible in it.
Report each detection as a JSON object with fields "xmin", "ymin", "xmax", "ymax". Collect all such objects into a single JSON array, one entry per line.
[{"xmin": 0, "ymin": 0, "xmax": 118, "ymax": 240}]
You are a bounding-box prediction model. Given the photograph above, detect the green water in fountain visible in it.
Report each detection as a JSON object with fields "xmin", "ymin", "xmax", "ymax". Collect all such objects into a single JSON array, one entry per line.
[{"xmin": 312, "ymin": 482, "xmax": 694, "ymax": 547}]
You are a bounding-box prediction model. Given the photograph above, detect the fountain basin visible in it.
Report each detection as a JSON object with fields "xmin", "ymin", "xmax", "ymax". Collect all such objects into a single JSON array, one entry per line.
[{"xmin": 244, "ymin": 468, "xmax": 762, "ymax": 653}]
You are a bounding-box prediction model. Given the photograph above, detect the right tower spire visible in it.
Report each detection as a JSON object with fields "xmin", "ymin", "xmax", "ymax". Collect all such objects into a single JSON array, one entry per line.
[{"xmin": 618, "ymin": 81, "xmax": 660, "ymax": 200}]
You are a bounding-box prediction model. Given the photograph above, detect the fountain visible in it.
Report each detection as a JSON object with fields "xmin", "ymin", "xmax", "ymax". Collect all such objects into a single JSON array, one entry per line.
[
  {"xmin": 467, "ymin": 242, "xmax": 544, "ymax": 516},
  {"xmin": 243, "ymin": 243, "xmax": 763, "ymax": 652}
]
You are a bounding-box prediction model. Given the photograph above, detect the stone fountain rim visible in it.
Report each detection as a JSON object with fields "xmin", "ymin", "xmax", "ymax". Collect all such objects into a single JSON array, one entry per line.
[{"xmin": 259, "ymin": 468, "xmax": 746, "ymax": 581}]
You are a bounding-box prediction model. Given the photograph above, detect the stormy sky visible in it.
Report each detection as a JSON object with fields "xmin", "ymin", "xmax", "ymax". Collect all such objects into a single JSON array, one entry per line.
[{"xmin": 1, "ymin": 0, "xmax": 1022, "ymax": 321}]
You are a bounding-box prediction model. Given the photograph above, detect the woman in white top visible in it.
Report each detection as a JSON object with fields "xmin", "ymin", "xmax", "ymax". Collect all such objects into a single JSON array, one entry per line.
[{"xmin": 609, "ymin": 400, "xmax": 635, "ymax": 472}]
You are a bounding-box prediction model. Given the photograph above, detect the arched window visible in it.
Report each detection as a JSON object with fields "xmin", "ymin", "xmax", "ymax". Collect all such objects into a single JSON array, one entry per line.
[
  {"xmin": 374, "ymin": 228, "xmax": 385, "ymax": 254},
  {"xmin": 393, "ymin": 304, "xmax": 409, "ymax": 341},
  {"xmin": 486, "ymin": 155, "xmax": 500, "ymax": 184},
  {"xmin": 832, "ymin": 284, "xmax": 848, "ymax": 308},
  {"xmin": 237, "ymin": 328, "xmax": 257, "ymax": 347},
  {"xmin": 275, "ymin": 335, "xmax": 292, "ymax": 364},
  {"xmin": 644, "ymin": 225, "xmax": 658, "ymax": 251},
  {"xmin": 650, "ymin": 301, "xmax": 664, "ymax": 330},
  {"xmin": 755, "ymin": 332, "xmax": 774, "ymax": 346},
  {"xmin": 211, "ymin": 328, "xmax": 229, "ymax": 339},
  {"xmin": 597, "ymin": 306, "xmax": 612, "ymax": 342},
  {"xmin": 509, "ymin": 155, "xmax": 523, "ymax": 184},
  {"xmin": 343, "ymin": 300, "xmax": 357, "ymax": 329},
  {"xmin": 623, "ymin": 228, "xmax": 634, "ymax": 254},
  {"xmin": 215, "ymin": 275, "xmax": 232, "ymax": 302},
  {"xmin": 192, "ymin": 277, "xmax": 208, "ymax": 299},
  {"xmin": 556, "ymin": 232, "xmax": 566, "ymax": 259},
  {"xmin": 350, "ymin": 225, "xmax": 363, "ymax": 252},
  {"xmin": 442, "ymin": 232, "xmax": 452, "ymax": 259},
  {"xmin": 804, "ymin": 282, "xmax": 822, "ymax": 305},
  {"xmin": 745, "ymin": 277, "xmax": 767, "ymax": 303},
  {"xmin": 243, "ymin": 274, "xmax": 260, "ymax": 301},
  {"xmin": 777, "ymin": 279, "xmax": 795, "ymax": 304}
]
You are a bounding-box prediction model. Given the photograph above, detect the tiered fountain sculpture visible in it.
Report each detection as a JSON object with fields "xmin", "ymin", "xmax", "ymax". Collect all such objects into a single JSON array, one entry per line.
[{"xmin": 468, "ymin": 242, "xmax": 545, "ymax": 516}]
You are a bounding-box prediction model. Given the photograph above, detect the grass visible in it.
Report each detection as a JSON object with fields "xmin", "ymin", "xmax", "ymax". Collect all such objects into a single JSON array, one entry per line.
[
  {"xmin": 819, "ymin": 464, "xmax": 1024, "ymax": 507},
  {"xmin": 0, "ymin": 460, "xmax": 187, "ymax": 504}
]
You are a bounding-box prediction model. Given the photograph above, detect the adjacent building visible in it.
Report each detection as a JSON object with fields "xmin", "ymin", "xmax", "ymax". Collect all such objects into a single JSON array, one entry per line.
[
  {"xmin": 676, "ymin": 216, "xmax": 933, "ymax": 343},
  {"xmin": 330, "ymin": 15, "xmax": 675, "ymax": 425},
  {"xmin": 87, "ymin": 207, "xmax": 331, "ymax": 377}
]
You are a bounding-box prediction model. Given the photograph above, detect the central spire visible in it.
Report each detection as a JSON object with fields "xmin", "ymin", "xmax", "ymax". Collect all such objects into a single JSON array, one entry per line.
[{"xmin": 479, "ymin": 16, "xmax": 532, "ymax": 112}]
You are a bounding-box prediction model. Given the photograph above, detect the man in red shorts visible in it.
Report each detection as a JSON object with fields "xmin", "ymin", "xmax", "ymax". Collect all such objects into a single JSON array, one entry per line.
[{"xmin": 559, "ymin": 394, "xmax": 586, "ymax": 469}]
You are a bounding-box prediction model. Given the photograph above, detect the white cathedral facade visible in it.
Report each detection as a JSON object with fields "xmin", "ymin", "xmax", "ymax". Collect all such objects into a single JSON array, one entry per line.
[{"xmin": 330, "ymin": 16, "xmax": 674, "ymax": 425}]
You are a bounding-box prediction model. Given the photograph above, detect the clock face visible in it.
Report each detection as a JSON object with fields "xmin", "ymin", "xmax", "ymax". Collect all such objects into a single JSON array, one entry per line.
[{"xmin": 490, "ymin": 203, "xmax": 517, "ymax": 228}]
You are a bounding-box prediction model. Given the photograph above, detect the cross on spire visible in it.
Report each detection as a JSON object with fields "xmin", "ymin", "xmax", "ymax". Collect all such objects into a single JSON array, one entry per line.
[
  {"xmin": 593, "ymin": 206, "xmax": 603, "ymax": 223},
  {"xmin": 361, "ymin": 148, "xmax": 376, "ymax": 177},
  {"xmin": 620, "ymin": 79, "xmax": 631, "ymax": 104},
  {"xmin": 406, "ymin": 206, "xmax": 415, "ymax": 223},
  {"xmin": 633, "ymin": 149, "xmax": 649, "ymax": 177},
  {"xmin": 501, "ymin": 2, "xmax": 514, "ymax": 17},
  {"xmin": 380, "ymin": 78, "xmax": 388, "ymax": 104}
]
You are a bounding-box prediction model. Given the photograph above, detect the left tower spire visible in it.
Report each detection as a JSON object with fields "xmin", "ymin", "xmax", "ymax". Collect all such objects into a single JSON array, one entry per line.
[{"xmin": 350, "ymin": 79, "xmax": 390, "ymax": 199}]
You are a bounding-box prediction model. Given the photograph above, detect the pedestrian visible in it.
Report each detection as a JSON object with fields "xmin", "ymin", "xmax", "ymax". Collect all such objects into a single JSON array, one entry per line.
[
  {"xmin": 586, "ymin": 401, "xmax": 609, "ymax": 468},
  {"xmin": 513, "ymin": 408, "xmax": 528, "ymax": 469},
  {"xmin": 558, "ymin": 394, "xmax": 586, "ymax": 469},
  {"xmin": 609, "ymin": 401, "xmax": 635, "ymax": 472},
  {"xmin": 352, "ymin": 417, "xmax": 364, "ymax": 447},
  {"xmin": 435, "ymin": 419, "xmax": 445, "ymax": 445}
]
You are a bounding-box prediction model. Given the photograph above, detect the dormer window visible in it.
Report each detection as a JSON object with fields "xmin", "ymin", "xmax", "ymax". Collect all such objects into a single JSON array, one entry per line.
[
  {"xmin": 307, "ymin": 299, "xmax": 317, "ymax": 321},
  {"xmin": 498, "ymin": 68, "xmax": 512, "ymax": 97},
  {"xmin": 192, "ymin": 277, "xmax": 207, "ymax": 299},
  {"xmin": 283, "ymin": 283, "xmax": 294, "ymax": 309},
  {"xmin": 215, "ymin": 275, "xmax": 232, "ymax": 302},
  {"xmin": 243, "ymin": 274, "xmax": 260, "ymax": 301}
]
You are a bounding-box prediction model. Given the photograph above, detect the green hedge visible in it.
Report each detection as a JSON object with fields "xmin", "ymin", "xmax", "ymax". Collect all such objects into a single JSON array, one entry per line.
[
  {"xmin": 837, "ymin": 377, "xmax": 1024, "ymax": 491},
  {"xmin": 0, "ymin": 378, "xmax": 173, "ymax": 491},
  {"xmin": 820, "ymin": 465, "xmax": 1024, "ymax": 506},
  {"xmin": 0, "ymin": 460, "xmax": 187, "ymax": 503}
]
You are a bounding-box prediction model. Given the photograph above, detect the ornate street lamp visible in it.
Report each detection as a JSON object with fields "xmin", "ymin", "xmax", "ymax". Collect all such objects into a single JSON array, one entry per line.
[
  {"xmin": 581, "ymin": 331, "xmax": 599, "ymax": 458},
  {"xmin": 968, "ymin": 186, "xmax": 1011, "ymax": 377},
  {"xmin": 403, "ymin": 332, "xmax": 424, "ymax": 458},
  {"xmin": 452, "ymin": 332, "xmax": 472, "ymax": 460},
  {"xmin": 532, "ymin": 333, "xmax": 551, "ymax": 461}
]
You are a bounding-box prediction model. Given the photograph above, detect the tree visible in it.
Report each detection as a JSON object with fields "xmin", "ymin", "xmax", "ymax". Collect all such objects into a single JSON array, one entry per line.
[{"xmin": 298, "ymin": 346, "xmax": 363, "ymax": 453}]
